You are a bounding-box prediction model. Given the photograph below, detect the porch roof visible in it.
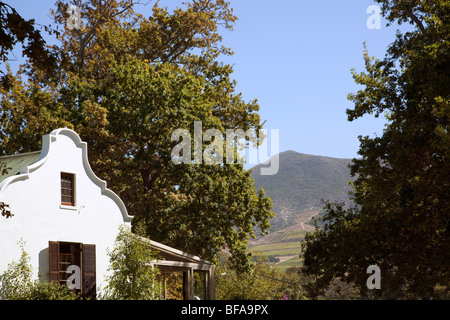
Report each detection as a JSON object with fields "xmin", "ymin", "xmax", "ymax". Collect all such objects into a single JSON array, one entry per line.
[{"xmin": 133, "ymin": 233, "xmax": 214, "ymax": 268}]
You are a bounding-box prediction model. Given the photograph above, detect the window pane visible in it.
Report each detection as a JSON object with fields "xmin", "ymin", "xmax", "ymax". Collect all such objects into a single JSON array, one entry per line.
[{"xmin": 61, "ymin": 173, "xmax": 74, "ymax": 205}]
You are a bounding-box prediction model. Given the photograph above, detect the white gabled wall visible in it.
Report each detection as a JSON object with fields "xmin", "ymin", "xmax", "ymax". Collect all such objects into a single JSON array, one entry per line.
[{"xmin": 0, "ymin": 129, "xmax": 132, "ymax": 293}]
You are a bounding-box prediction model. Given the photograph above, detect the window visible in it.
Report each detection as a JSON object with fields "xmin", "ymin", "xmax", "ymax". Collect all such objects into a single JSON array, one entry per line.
[
  {"xmin": 49, "ymin": 241, "xmax": 96, "ymax": 299},
  {"xmin": 61, "ymin": 173, "xmax": 75, "ymax": 206},
  {"xmin": 57, "ymin": 243, "xmax": 81, "ymax": 292}
]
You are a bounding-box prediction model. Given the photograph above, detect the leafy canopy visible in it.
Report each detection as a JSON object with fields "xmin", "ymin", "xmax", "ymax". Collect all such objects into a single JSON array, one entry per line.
[
  {"xmin": 0, "ymin": 0, "xmax": 274, "ymax": 272},
  {"xmin": 302, "ymin": 0, "xmax": 449, "ymax": 299}
]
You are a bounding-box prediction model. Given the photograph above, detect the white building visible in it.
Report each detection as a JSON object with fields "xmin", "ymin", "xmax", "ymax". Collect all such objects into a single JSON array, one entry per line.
[{"xmin": 0, "ymin": 128, "xmax": 215, "ymax": 299}]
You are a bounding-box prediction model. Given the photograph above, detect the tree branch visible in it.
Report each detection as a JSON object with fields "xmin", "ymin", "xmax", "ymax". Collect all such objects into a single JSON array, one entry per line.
[
  {"xmin": 403, "ymin": 5, "xmax": 427, "ymax": 35},
  {"xmin": 76, "ymin": 0, "xmax": 137, "ymax": 68}
]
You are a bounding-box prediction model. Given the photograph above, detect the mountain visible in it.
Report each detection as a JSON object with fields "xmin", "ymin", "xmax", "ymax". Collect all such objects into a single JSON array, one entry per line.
[{"xmin": 251, "ymin": 150, "xmax": 355, "ymax": 233}]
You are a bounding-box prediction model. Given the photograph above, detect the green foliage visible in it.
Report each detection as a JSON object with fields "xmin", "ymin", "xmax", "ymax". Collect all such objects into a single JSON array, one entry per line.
[
  {"xmin": 101, "ymin": 225, "xmax": 161, "ymax": 300},
  {"xmin": 282, "ymin": 267, "xmax": 360, "ymax": 300},
  {"xmin": 0, "ymin": 240, "xmax": 78, "ymax": 300},
  {"xmin": 215, "ymin": 253, "xmax": 285, "ymax": 300},
  {"xmin": 25, "ymin": 280, "xmax": 79, "ymax": 300},
  {"xmin": 216, "ymin": 254, "xmax": 336, "ymax": 300},
  {"xmin": 302, "ymin": 0, "xmax": 450, "ymax": 299},
  {"xmin": 0, "ymin": 0, "xmax": 274, "ymax": 273},
  {"xmin": 278, "ymin": 268, "xmax": 307, "ymax": 300},
  {"xmin": 0, "ymin": 2, "xmax": 57, "ymax": 89}
]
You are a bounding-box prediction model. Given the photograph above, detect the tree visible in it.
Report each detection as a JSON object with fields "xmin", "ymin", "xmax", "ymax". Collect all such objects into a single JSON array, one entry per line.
[
  {"xmin": 0, "ymin": 0, "xmax": 274, "ymax": 272},
  {"xmin": 0, "ymin": 1, "xmax": 63, "ymax": 218},
  {"xmin": 302, "ymin": 0, "xmax": 449, "ymax": 299},
  {"xmin": 215, "ymin": 253, "xmax": 284, "ymax": 300},
  {"xmin": 101, "ymin": 225, "xmax": 160, "ymax": 300},
  {"xmin": 0, "ymin": 1, "xmax": 57, "ymax": 89},
  {"xmin": 283, "ymin": 266, "xmax": 358, "ymax": 300}
]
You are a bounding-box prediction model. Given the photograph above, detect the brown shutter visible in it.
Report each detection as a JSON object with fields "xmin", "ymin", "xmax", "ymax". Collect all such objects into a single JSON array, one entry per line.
[
  {"xmin": 82, "ymin": 244, "xmax": 96, "ymax": 299},
  {"xmin": 49, "ymin": 241, "xmax": 59, "ymax": 282}
]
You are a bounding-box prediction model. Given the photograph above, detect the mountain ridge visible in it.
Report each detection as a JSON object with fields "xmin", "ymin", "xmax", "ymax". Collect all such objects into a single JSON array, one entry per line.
[{"xmin": 251, "ymin": 150, "xmax": 355, "ymax": 233}]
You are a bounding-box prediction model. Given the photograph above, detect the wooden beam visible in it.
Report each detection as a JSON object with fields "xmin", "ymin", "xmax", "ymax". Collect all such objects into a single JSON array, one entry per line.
[{"xmin": 153, "ymin": 260, "xmax": 214, "ymax": 271}]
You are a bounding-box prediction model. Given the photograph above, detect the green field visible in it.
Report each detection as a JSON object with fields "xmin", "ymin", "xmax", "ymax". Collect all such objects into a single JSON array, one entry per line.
[
  {"xmin": 272, "ymin": 230, "xmax": 308, "ymax": 242},
  {"xmin": 247, "ymin": 228, "xmax": 308, "ymax": 272},
  {"xmin": 248, "ymin": 241, "xmax": 302, "ymax": 257},
  {"xmin": 275, "ymin": 256, "xmax": 303, "ymax": 272}
]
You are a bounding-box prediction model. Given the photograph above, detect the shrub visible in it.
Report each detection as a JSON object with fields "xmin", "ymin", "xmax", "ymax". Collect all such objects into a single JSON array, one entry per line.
[{"xmin": 101, "ymin": 225, "xmax": 161, "ymax": 300}]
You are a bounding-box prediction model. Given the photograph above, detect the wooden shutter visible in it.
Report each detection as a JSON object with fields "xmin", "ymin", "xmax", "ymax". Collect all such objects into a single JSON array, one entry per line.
[
  {"xmin": 82, "ymin": 244, "xmax": 96, "ymax": 299},
  {"xmin": 49, "ymin": 241, "xmax": 60, "ymax": 282}
]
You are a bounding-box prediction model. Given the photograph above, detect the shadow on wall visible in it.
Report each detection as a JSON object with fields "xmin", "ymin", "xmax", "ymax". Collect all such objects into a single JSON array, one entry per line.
[{"xmin": 38, "ymin": 247, "xmax": 49, "ymax": 281}]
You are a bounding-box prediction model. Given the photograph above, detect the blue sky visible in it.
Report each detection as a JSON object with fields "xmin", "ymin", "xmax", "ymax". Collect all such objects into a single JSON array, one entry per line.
[
  {"xmin": 6, "ymin": 0, "xmax": 409, "ymax": 160},
  {"xmin": 219, "ymin": 0, "xmax": 404, "ymax": 160}
]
